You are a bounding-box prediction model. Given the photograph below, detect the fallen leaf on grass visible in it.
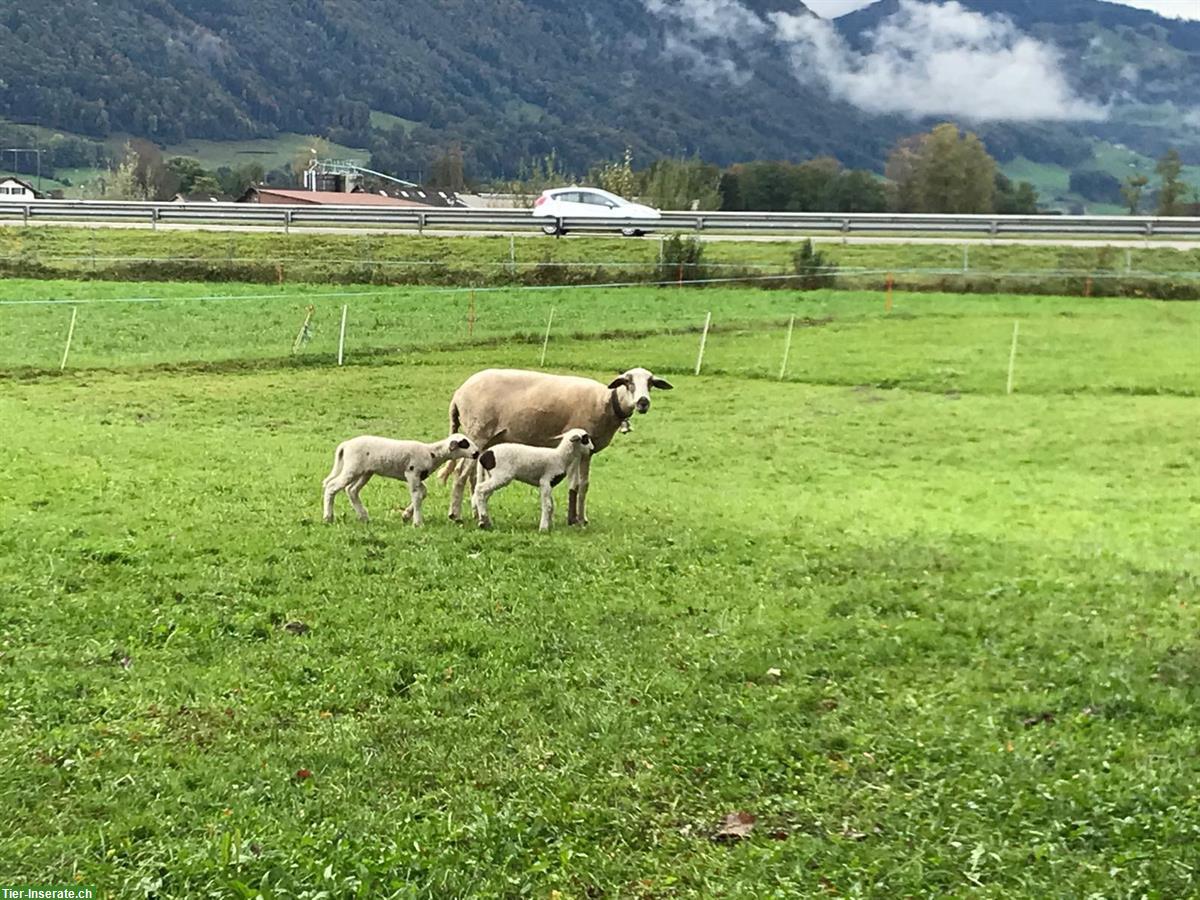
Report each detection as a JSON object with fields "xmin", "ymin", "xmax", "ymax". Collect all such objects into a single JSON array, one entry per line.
[
  {"xmin": 1022, "ymin": 711, "xmax": 1056, "ymax": 728},
  {"xmin": 283, "ymin": 621, "xmax": 311, "ymax": 636},
  {"xmin": 712, "ymin": 811, "xmax": 756, "ymax": 843},
  {"xmin": 766, "ymin": 667, "xmax": 782, "ymax": 679},
  {"xmin": 294, "ymin": 768, "xmax": 313, "ymax": 781},
  {"xmin": 767, "ymin": 829, "xmax": 790, "ymax": 841}
]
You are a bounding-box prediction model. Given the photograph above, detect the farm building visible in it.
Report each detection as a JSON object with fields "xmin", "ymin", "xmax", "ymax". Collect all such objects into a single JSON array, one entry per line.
[
  {"xmin": 0, "ymin": 176, "xmax": 41, "ymax": 199},
  {"xmin": 237, "ymin": 186, "xmax": 466, "ymax": 208}
]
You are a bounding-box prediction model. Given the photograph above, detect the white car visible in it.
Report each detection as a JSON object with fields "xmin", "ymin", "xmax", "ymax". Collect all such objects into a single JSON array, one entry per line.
[{"xmin": 532, "ymin": 186, "xmax": 661, "ymax": 236}]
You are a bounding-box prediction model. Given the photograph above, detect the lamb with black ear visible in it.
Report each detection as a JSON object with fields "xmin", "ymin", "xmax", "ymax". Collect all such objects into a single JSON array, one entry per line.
[
  {"xmin": 441, "ymin": 367, "xmax": 673, "ymax": 526},
  {"xmin": 323, "ymin": 433, "xmax": 478, "ymax": 525},
  {"xmin": 472, "ymin": 429, "xmax": 594, "ymax": 532}
]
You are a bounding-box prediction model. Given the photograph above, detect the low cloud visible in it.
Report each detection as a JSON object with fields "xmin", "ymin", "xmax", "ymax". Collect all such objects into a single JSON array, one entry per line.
[
  {"xmin": 644, "ymin": 0, "xmax": 767, "ymax": 45},
  {"xmin": 646, "ymin": 0, "xmax": 1106, "ymax": 121},
  {"xmin": 772, "ymin": 0, "xmax": 1106, "ymax": 121}
]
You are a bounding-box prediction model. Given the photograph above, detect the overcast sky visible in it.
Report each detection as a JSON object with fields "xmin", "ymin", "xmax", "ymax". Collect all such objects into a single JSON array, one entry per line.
[{"xmin": 804, "ymin": 0, "xmax": 1200, "ymax": 20}]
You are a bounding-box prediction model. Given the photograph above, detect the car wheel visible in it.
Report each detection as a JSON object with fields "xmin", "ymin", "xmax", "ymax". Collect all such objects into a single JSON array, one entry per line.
[
  {"xmin": 542, "ymin": 224, "xmax": 563, "ymax": 236},
  {"xmin": 620, "ymin": 227, "xmax": 643, "ymax": 237}
]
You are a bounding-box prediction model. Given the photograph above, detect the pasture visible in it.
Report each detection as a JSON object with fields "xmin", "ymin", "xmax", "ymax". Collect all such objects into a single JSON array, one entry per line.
[{"xmin": 1, "ymin": 280, "xmax": 1198, "ymax": 897}]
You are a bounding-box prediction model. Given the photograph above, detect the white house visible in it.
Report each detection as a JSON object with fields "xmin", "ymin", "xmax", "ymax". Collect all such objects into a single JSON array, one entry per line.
[{"xmin": 0, "ymin": 176, "xmax": 40, "ymax": 199}]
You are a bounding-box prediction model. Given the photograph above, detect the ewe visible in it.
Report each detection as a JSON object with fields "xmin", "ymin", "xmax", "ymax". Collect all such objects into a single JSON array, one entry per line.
[
  {"xmin": 442, "ymin": 367, "xmax": 673, "ymax": 526},
  {"xmin": 323, "ymin": 433, "xmax": 478, "ymax": 525}
]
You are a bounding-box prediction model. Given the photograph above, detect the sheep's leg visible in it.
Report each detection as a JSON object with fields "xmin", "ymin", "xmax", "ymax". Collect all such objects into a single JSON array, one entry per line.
[
  {"xmin": 574, "ymin": 455, "xmax": 592, "ymax": 527},
  {"xmin": 406, "ymin": 473, "xmax": 428, "ymax": 527},
  {"xmin": 345, "ymin": 473, "xmax": 372, "ymax": 522},
  {"xmin": 449, "ymin": 461, "xmax": 472, "ymax": 521},
  {"xmin": 539, "ymin": 481, "xmax": 555, "ymax": 533},
  {"xmin": 323, "ymin": 471, "xmax": 355, "ymax": 522},
  {"xmin": 567, "ymin": 486, "xmax": 579, "ymax": 526},
  {"xmin": 473, "ymin": 473, "xmax": 509, "ymax": 530}
]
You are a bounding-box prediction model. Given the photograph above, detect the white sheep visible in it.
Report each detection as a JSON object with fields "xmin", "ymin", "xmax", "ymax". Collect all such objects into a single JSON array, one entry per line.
[
  {"xmin": 441, "ymin": 367, "xmax": 673, "ymax": 526},
  {"xmin": 472, "ymin": 428, "xmax": 593, "ymax": 532},
  {"xmin": 323, "ymin": 433, "xmax": 478, "ymax": 525}
]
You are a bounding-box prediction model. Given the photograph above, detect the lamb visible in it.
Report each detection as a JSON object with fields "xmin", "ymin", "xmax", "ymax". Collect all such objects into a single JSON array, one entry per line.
[
  {"xmin": 323, "ymin": 433, "xmax": 478, "ymax": 525},
  {"xmin": 440, "ymin": 367, "xmax": 673, "ymax": 526},
  {"xmin": 472, "ymin": 429, "xmax": 593, "ymax": 532}
]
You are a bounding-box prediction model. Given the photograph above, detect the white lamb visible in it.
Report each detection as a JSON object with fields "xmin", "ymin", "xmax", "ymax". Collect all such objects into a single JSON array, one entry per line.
[
  {"xmin": 323, "ymin": 433, "xmax": 478, "ymax": 525},
  {"xmin": 472, "ymin": 428, "xmax": 593, "ymax": 532}
]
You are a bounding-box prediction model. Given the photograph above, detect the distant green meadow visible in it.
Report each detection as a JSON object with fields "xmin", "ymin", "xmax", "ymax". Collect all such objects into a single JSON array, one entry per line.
[{"xmin": 1, "ymin": 280, "xmax": 1198, "ymax": 897}]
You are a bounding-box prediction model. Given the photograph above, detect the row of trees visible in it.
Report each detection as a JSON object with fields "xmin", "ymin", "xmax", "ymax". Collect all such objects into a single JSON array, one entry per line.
[{"xmin": 492, "ymin": 124, "xmax": 1040, "ymax": 215}]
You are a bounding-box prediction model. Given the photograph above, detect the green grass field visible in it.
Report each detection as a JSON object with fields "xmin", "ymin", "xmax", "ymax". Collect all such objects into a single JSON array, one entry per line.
[
  {"xmin": 3, "ymin": 227, "xmax": 1200, "ymax": 301},
  {"xmin": 1, "ymin": 282, "xmax": 1198, "ymax": 897}
]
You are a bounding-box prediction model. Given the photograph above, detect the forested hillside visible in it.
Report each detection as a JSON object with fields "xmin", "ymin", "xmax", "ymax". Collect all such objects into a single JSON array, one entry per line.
[{"xmin": 1, "ymin": 0, "xmax": 1198, "ymax": 178}]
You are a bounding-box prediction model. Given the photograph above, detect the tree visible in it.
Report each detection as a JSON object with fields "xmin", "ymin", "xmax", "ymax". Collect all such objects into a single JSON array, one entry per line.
[
  {"xmin": 429, "ymin": 143, "xmax": 466, "ymax": 191},
  {"xmin": 83, "ymin": 143, "xmax": 145, "ymax": 200},
  {"xmin": 994, "ymin": 173, "xmax": 1039, "ymax": 214},
  {"xmin": 1155, "ymin": 149, "xmax": 1186, "ymax": 216},
  {"xmin": 591, "ymin": 146, "xmax": 636, "ymax": 199},
  {"xmin": 827, "ymin": 170, "xmax": 888, "ymax": 213},
  {"xmin": 637, "ymin": 157, "xmax": 721, "ymax": 210},
  {"xmin": 885, "ymin": 123, "xmax": 997, "ymax": 213},
  {"xmin": 166, "ymin": 157, "xmax": 209, "ymax": 195},
  {"xmin": 1121, "ymin": 174, "xmax": 1149, "ymax": 215}
]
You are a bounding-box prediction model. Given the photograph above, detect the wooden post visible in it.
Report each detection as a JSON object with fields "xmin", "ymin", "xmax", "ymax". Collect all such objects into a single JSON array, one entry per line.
[
  {"xmin": 677, "ymin": 261, "xmax": 683, "ymax": 287},
  {"xmin": 779, "ymin": 315, "xmax": 795, "ymax": 381},
  {"xmin": 508, "ymin": 235, "xmax": 516, "ymax": 275},
  {"xmin": 963, "ymin": 244, "xmax": 969, "ymax": 273},
  {"xmin": 1125, "ymin": 248, "xmax": 1132, "ymax": 274},
  {"xmin": 1084, "ymin": 276, "xmax": 1093, "ymax": 297},
  {"xmin": 1006, "ymin": 321, "xmax": 1020, "ymax": 396},
  {"xmin": 467, "ymin": 290, "xmax": 477, "ymax": 339},
  {"xmin": 337, "ymin": 304, "xmax": 348, "ymax": 366},
  {"xmin": 539, "ymin": 307, "xmax": 555, "ymax": 367},
  {"xmin": 60, "ymin": 306, "xmax": 78, "ymax": 371},
  {"xmin": 694, "ymin": 311, "xmax": 712, "ymax": 375},
  {"xmin": 885, "ymin": 272, "xmax": 894, "ymax": 312}
]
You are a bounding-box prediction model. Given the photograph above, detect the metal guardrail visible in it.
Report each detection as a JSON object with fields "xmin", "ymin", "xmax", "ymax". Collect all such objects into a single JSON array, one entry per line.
[{"xmin": 2, "ymin": 198, "xmax": 1200, "ymax": 237}]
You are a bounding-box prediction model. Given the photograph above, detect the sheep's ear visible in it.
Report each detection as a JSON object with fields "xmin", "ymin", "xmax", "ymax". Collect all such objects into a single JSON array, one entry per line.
[
  {"xmin": 650, "ymin": 377, "xmax": 674, "ymax": 390},
  {"xmin": 608, "ymin": 375, "xmax": 630, "ymax": 389}
]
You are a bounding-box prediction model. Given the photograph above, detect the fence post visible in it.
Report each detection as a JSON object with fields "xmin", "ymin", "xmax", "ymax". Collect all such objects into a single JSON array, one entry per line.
[
  {"xmin": 337, "ymin": 304, "xmax": 348, "ymax": 366},
  {"xmin": 60, "ymin": 306, "xmax": 78, "ymax": 371},
  {"xmin": 779, "ymin": 315, "xmax": 795, "ymax": 381},
  {"xmin": 90, "ymin": 229, "xmax": 97, "ymax": 273},
  {"xmin": 1006, "ymin": 321, "xmax": 1020, "ymax": 396},
  {"xmin": 885, "ymin": 273, "xmax": 894, "ymax": 312},
  {"xmin": 467, "ymin": 290, "xmax": 477, "ymax": 339},
  {"xmin": 509, "ymin": 235, "xmax": 516, "ymax": 275},
  {"xmin": 963, "ymin": 244, "xmax": 969, "ymax": 273},
  {"xmin": 1125, "ymin": 248, "xmax": 1132, "ymax": 274},
  {"xmin": 695, "ymin": 311, "xmax": 712, "ymax": 375},
  {"xmin": 539, "ymin": 307, "xmax": 555, "ymax": 367}
]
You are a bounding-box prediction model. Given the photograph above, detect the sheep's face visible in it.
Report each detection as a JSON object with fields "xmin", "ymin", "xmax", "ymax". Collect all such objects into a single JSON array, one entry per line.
[
  {"xmin": 448, "ymin": 434, "xmax": 480, "ymax": 460},
  {"xmin": 564, "ymin": 429, "xmax": 593, "ymax": 454},
  {"xmin": 608, "ymin": 367, "xmax": 674, "ymax": 415}
]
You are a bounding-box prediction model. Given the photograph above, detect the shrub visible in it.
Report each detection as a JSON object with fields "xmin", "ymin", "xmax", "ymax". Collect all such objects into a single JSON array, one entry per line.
[
  {"xmin": 658, "ymin": 234, "xmax": 706, "ymax": 283},
  {"xmin": 792, "ymin": 239, "xmax": 837, "ymax": 289}
]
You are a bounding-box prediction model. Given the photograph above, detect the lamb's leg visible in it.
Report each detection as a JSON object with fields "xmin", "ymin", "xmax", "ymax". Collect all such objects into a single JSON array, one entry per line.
[
  {"xmin": 323, "ymin": 472, "xmax": 354, "ymax": 522},
  {"xmin": 406, "ymin": 473, "xmax": 427, "ymax": 527},
  {"xmin": 567, "ymin": 486, "xmax": 579, "ymax": 526},
  {"xmin": 539, "ymin": 481, "xmax": 554, "ymax": 533},
  {"xmin": 345, "ymin": 473, "xmax": 372, "ymax": 522},
  {"xmin": 449, "ymin": 461, "xmax": 472, "ymax": 521},
  {"xmin": 574, "ymin": 455, "xmax": 592, "ymax": 527},
  {"xmin": 473, "ymin": 472, "xmax": 509, "ymax": 530}
]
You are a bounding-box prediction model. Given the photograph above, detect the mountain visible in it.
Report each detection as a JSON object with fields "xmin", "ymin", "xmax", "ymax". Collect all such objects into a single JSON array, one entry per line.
[
  {"xmin": 835, "ymin": 0, "xmax": 1200, "ymax": 161},
  {"xmin": 0, "ymin": 0, "xmax": 900, "ymax": 175},
  {"xmin": 1, "ymin": 0, "xmax": 1198, "ymax": 178}
]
